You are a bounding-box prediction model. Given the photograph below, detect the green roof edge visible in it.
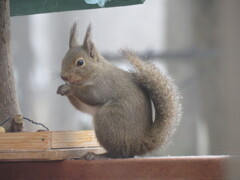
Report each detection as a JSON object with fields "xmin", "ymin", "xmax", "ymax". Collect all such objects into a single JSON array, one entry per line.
[{"xmin": 10, "ymin": 0, "xmax": 145, "ymax": 16}]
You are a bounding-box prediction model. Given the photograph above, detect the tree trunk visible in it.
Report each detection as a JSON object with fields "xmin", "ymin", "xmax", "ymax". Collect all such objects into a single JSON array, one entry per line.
[{"xmin": 0, "ymin": 0, "xmax": 23, "ymax": 132}]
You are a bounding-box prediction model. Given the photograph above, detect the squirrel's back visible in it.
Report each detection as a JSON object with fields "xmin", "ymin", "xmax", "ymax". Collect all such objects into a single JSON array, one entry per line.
[{"xmin": 92, "ymin": 58, "xmax": 154, "ymax": 157}]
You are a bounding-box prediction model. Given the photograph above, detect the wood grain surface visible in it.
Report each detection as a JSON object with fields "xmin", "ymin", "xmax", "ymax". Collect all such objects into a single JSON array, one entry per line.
[
  {"xmin": 0, "ymin": 156, "xmax": 228, "ymax": 180},
  {"xmin": 0, "ymin": 130, "xmax": 103, "ymax": 161}
]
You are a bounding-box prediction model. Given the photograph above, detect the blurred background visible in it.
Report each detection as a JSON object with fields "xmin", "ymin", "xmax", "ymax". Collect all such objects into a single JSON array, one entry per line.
[{"xmin": 10, "ymin": 0, "xmax": 240, "ymax": 160}]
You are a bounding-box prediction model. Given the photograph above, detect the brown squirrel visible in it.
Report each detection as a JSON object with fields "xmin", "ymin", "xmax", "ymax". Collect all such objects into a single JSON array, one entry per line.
[{"xmin": 57, "ymin": 23, "xmax": 181, "ymax": 159}]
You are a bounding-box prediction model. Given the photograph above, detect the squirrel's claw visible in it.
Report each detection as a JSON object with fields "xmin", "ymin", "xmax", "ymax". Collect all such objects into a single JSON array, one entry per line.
[
  {"xmin": 80, "ymin": 152, "xmax": 109, "ymax": 160},
  {"xmin": 57, "ymin": 84, "xmax": 71, "ymax": 96}
]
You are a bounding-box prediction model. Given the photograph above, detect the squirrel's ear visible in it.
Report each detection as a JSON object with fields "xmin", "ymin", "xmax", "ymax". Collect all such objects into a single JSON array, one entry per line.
[
  {"xmin": 69, "ymin": 22, "xmax": 80, "ymax": 48},
  {"xmin": 83, "ymin": 24, "xmax": 97, "ymax": 59}
]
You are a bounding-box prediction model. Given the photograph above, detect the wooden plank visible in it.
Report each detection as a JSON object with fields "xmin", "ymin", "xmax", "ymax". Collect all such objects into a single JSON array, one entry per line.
[
  {"xmin": 10, "ymin": 0, "xmax": 145, "ymax": 17},
  {"xmin": 51, "ymin": 130, "xmax": 99, "ymax": 149},
  {"xmin": 0, "ymin": 148, "xmax": 105, "ymax": 161},
  {"xmin": 0, "ymin": 131, "xmax": 50, "ymax": 151},
  {"xmin": 0, "ymin": 156, "xmax": 228, "ymax": 180},
  {"xmin": 0, "ymin": 130, "xmax": 103, "ymax": 160},
  {"xmin": 0, "ymin": 130, "xmax": 100, "ymax": 152}
]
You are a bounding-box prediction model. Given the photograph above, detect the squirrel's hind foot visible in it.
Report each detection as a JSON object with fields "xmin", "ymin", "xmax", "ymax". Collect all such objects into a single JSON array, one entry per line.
[{"xmin": 80, "ymin": 152, "xmax": 109, "ymax": 160}]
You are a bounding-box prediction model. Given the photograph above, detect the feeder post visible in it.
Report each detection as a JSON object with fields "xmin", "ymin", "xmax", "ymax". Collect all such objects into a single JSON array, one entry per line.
[{"xmin": 0, "ymin": 0, "xmax": 23, "ymax": 132}]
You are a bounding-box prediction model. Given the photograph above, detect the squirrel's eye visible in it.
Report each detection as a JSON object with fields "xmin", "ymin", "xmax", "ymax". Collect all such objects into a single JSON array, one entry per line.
[{"xmin": 76, "ymin": 59, "xmax": 84, "ymax": 67}]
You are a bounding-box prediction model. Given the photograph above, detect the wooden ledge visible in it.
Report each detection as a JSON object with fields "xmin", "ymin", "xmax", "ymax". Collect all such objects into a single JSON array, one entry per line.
[
  {"xmin": 0, "ymin": 132, "xmax": 229, "ymax": 179},
  {"xmin": 0, "ymin": 156, "xmax": 228, "ymax": 180}
]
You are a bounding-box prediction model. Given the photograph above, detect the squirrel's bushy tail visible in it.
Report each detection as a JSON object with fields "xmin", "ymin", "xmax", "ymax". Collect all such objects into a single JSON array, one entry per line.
[{"xmin": 121, "ymin": 49, "xmax": 182, "ymax": 154}]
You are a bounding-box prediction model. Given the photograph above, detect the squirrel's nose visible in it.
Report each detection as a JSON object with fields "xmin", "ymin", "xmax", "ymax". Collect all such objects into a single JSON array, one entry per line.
[{"xmin": 61, "ymin": 75, "xmax": 69, "ymax": 82}]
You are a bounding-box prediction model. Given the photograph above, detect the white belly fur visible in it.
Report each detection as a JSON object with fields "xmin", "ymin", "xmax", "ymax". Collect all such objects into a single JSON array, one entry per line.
[{"xmin": 77, "ymin": 100, "xmax": 99, "ymax": 116}]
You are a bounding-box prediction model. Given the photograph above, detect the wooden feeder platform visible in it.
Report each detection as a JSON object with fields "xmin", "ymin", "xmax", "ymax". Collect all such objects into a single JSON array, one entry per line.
[{"xmin": 0, "ymin": 130, "xmax": 104, "ymax": 161}]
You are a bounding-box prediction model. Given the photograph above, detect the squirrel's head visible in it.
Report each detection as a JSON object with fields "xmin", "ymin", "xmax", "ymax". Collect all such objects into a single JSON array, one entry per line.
[{"xmin": 60, "ymin": 23, "xmax": 99, "ymax": 84}]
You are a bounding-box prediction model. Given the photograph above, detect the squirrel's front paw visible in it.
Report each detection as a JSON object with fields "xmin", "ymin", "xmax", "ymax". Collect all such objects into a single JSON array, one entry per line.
[{"xmin": 57, "ymin": 84, "xmax": 71, "ymax": 96}]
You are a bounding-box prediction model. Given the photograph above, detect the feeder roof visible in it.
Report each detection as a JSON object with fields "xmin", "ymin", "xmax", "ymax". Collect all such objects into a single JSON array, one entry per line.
[{"xmin": 10, "ymin": 0, "xmax": 145, "ymax": 16}]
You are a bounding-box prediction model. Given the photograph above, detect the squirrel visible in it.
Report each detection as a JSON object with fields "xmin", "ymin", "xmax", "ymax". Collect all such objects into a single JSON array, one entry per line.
[{"xmin": 57, "ymin": 22, "xmax": 181, "ymax": 159}]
